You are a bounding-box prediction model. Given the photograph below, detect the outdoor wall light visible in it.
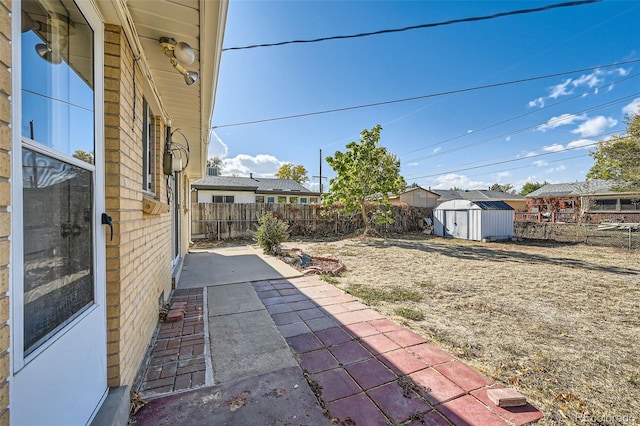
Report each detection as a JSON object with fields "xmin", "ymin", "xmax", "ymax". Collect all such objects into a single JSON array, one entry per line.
[
  {"xmin": 159, "ymin": 37, "xmax": 199, "ymax": 86},
  {"xmin": 30, "ymin": 14, "xmax": 72, "ymax": 64}
]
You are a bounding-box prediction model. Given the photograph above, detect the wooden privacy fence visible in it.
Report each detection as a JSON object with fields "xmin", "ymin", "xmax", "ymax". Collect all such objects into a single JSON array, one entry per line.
[{"xmin": 191, "ymin": 203, "xmax": 432, "ymax": 240}]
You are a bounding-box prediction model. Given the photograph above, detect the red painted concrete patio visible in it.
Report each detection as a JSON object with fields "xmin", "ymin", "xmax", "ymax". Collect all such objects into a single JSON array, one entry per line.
[
  {"xmin": 257, "ymin": 276, "xmax": 542, "ymax": 425},
  {"xmin": 133, "ymin": 273, "xmax": 543, "ymax": 425}
]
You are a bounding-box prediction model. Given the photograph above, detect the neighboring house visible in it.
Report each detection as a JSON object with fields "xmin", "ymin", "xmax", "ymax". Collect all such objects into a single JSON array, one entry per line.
[
  {"xmin": 433, "ymin": 189, "xmax": 527, "ymax": 212},
  {"xmin": 524, "ymin": 180, "xmax": 640, "ymax": 222},
  {"xmin": 388, "ymin": 186, "xmax": 440, "ymax": 208},
  {"xmin": 2, "ymin": 1, "xmax": 227, "ymax": 424},
  {"xmin": 192, "ymin": 173, "xmax": 321, "ymax": 204}
]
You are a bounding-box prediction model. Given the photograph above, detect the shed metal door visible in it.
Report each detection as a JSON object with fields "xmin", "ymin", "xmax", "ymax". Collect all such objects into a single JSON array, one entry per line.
[{"xmin": 444, "ymin": 210, "xmax": 468, "ymax": 239}]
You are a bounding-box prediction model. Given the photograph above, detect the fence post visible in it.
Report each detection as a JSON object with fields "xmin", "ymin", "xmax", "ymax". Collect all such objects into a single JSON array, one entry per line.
[
  {"xmin": 629, "ymin": 226, "xmax": 632, "ymax": 250},
  {"xmin": 584, "ymin": 223, "xmax": 588, "ymax": 244}
]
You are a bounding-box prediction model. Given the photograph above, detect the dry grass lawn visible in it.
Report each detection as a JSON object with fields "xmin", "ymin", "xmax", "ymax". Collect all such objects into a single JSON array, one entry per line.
[{"xmin": 284, "ymin": 234, "xmax": 640, "ymax": 425}]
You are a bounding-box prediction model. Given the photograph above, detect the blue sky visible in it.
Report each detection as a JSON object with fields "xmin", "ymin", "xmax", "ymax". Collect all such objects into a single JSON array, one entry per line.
[{"xmin": 210, "ymin": 0, "xmax": 640, "ymax": 192}]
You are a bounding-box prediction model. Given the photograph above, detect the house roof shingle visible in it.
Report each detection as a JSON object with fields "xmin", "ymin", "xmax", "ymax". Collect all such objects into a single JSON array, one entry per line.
[
  {"xmin": 433, "ymin": 189, "xmax": 525, "ymax": 202},
  {"xmin": 191, "ymin": 175, "xmax": 317, "ymax": 195},
  {"xmin": 525, "ymin": 180, "xmax": 620, "ymax": 197}
]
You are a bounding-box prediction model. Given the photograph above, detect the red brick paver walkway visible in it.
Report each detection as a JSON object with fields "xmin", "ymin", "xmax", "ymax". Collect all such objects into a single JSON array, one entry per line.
[
  {"xmin": 138, "ymin": 288, "xmax": 208, "ymax": 398},
  {"xmin": 254, "ymin": 276, "xmax": 543, "ymax": 426}
]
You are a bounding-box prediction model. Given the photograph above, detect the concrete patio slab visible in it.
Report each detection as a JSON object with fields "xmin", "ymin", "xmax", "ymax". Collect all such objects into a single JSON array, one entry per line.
[
  {"xmin": 208, "ymin": 309, "xmax": 297, "ymax": 384},
  {"xmin": 132, "ymin": 366, "xmax": 331, "ymax": 426},
  {"xmin": 207, "ymin": 282, "xmax": 264, "ymax": 316},
  {"xmin": 178, "ymin": 246, "xmax": 301, "ymax": 288}
]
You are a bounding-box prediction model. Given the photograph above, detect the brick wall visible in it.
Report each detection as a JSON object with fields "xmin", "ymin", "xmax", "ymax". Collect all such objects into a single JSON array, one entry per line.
[
  {"xmin": 104, "ymin": 25, "xmax": 176, "ymax": 386},
  {"xmin": 0, "ymin": 1, "xmax": 9, "ymax": 423}
]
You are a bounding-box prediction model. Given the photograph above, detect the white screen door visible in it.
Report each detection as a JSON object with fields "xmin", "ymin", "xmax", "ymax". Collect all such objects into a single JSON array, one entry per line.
[{"xmin": 12, "ymin": 1, "xmax": 107, "ymax": 424}]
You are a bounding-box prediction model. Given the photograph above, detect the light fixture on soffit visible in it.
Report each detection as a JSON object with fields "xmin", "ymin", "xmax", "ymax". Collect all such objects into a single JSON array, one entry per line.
[
  {"xmin": 159, "ymin": 37, "xmax": 199, "ymax": 86},
  {"xmin": 23, "ymin": 12, "xmax": 74, "ymax": 64}
]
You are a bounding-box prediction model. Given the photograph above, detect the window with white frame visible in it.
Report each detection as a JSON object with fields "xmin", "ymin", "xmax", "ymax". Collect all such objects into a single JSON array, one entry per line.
[
  {"xmin": 255, "ymin": 195, "xmax": 265, "ymax": 203},
  {"xmin": 267, "ymin": 197, "xmax": 275, "ymax": 204},
  {"xmin": 289, "ymin": 196, "xmax": 298, "ymax": 204},
  {"xmin": 142, "ymin": 97, "xmax": 156, "ymax": 193},
  {"xmin": 300, "ymin": 197, "xmax": 308, "ymax": 204}
]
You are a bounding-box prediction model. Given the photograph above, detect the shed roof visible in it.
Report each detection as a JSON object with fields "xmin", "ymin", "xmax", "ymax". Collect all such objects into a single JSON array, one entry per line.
[
  {"xmin": 435, "ymin": 200, "xmax": 514, "ymax": 210},
  {"xmin": 191, "ymin": 175, "xmax": 317, "ymax": 195}
]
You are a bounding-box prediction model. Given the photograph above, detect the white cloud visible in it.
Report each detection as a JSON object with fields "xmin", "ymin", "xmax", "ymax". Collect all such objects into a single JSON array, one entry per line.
[
  {"xmin": 207, "ymin": 129, "xmax": 229, "ymax": 158},
  {"xmin": 622, "ymin": 97, "xmax": 640, "ymax": 116},
  {"xmin": 545, "ymin": 165, "xmax": 566, "ymax": 173},
  {"xmin": 222, "ymin": 154, "xmax": 284, "ymax": 177},
  {"xmin": 496, "ymin": 171, "xmax": 510, "ymax": 179},
  {"xmin": 407, "ymin": 162, "xmax": 419, "ymax": 166},
  {"xmin": 505, "ymin": 136, "xmax": 511, "ymax": 142},
  {"xmin": 528, "ymin": 68, "xmax": 629, "ymax": 108},
  {"xmin": 566, "ymin": 139, "xmax": 595, "ymax": 150},
  {"xmin": 533, "ymin": 160, "xmax": 548, "ymax": 167},
  {"xmin": 549, "ymin": 79, "xmax": 573, "ymax": 99},
  {"xmin": 525, "ymin": 151, "xmax": 537, "ymax": 158},
  {"xmin": 466, "ymin": 130, "xmax": 473, "ymax": 134},
  {"xmin": 432, "ymin": 173, "xmax": 491, "ymax": 190},
  {"xmin": 529, "ymin": 97, "xmax": 544, "ymax": 108},
  {"xmin": 571, "ymin": 116, "xmax": 617, "ymax": 138},
  {"xmin": 433, "ymin": 146, "xmax": 442, "ymax": 154},
  {"xmin": 536, "ymin": 113, "xmax": 586, "ymax": 132},
  {"xmin": 542, "ymin": 144, "xmax": 564, "ymax": 152},
  {"xmin": 571, "ymin": 73, "xmax": 601, "ymax": 89}
]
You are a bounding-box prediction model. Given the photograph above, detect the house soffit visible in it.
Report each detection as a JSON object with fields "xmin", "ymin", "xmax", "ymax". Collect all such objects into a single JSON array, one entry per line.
[{"xmin": 99, "ymin": 0, "xmax": 227, "ymax": 180}]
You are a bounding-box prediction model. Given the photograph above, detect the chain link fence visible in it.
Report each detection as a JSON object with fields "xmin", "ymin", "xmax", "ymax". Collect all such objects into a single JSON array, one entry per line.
[{"xmin": 514, "ymin": 222, "xmax": 639, "ymax": 250}]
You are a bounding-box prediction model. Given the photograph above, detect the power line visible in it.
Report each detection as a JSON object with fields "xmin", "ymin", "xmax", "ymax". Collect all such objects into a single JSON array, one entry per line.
[
  {"xmin": 399, "ymin": 72, "xmax": 640, "ymax": 157},
  {"xmin": 409, "ymin": 131, "xmax": 627, "ymax": 180},
  {"xmin": 212, "ymin": 59, "xmax": 640, "ymax": 129},
  {"xmin": 222, "ymin": 0, "xmax": 600, "ymax": 52},
  {"xmin": 403, "ymin": 93, "xmax": 639, "ymax": 165}
]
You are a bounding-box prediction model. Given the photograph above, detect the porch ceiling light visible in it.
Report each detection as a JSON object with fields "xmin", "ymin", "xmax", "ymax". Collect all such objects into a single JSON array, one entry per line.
[{"xmin": 159, "ymin": 37, "xmax": 199, "ymax": 86}]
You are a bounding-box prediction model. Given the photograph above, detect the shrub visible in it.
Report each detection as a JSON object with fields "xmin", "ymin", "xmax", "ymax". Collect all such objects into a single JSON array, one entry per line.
[{"xmin": 256, "ymin": 212, "xmax": 289, "ymax": 254}]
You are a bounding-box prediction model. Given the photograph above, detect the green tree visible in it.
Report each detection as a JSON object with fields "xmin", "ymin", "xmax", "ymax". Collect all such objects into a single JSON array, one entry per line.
[
  {"xmin": 519, "ymin": 181, "xmax": 548, "ymax": 196},
  {"xmin": 490, "ymin": 183, "xmax": 515, "ymax": 193},
  {"xmin": 587, "ymin": 112, "xmax": 640, "ymax": 191},
  {"xmin": 275, "ymin": 163, "xmax": 308, "ymax": 184},
  {"xmin": 206, "ymin": 156, "xmax": 223, "ymax": 174},
  {"xmin": 324, "ymin": 125, "xmax": 406, "ymax": 236},
  {"xmin": 73, "ymin": 150, "xmax": 94, "ymax": 164}
]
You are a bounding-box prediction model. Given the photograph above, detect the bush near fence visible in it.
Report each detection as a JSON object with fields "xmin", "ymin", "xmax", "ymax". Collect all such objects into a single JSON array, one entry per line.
[
  {"xmin": 191, "ymin": 203, "xmax": 433, "ymax": 240},
  {"xmin": 514, "ymin": 221, "xmax": 639, "ymax": 250}
]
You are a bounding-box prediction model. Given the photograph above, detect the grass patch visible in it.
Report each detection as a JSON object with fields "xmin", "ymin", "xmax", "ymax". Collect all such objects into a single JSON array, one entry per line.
[
  {"xmin": 343, "ymin": 284, "xmax": 422, "ymax": 305},
  {"xmin": 414, "ymin": 281, "xmax": 434, "ymax": 288},
  {"xmin": 319, "ymin": 274, "xmax": 339, "ymax": 285},
  {"xmin": 394, "ymin": 307, "xmax": 424, "ymax": 321}
]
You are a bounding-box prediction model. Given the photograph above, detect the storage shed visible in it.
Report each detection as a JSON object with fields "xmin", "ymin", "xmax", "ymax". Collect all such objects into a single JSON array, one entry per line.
[{"xmin": 434, "ymin": 200, "xmax": 514, "ymax": 241}]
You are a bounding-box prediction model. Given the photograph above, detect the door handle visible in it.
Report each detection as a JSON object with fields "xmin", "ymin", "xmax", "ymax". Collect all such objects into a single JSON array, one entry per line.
[{"xmin": 101, "ymin": 213, "xmax": 113, "ymax": 241}]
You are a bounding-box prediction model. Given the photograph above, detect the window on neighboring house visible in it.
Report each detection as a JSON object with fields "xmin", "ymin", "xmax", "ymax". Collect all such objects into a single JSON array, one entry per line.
[
  {"xmin": 300, "ymin": 198, "xmax": 308, "ymax": 204},
  {"xmin": 255, "ymin": 196, "xmax": 265, "ymax": 203},
  {"xmin": 277, "ymin": 196, "xmax": 287, "ymax": 204},
  {"xmin": 289, "ymin": 196, "xmax": 298, "ymax": 204},
  {"xmin": 142, "ymin": 98, "xmax": 156, "ymax": 193},
  {"xmin": 213, "ymin": 195, "xmax": 235, "ymax": 203},
  {"xmin": 267, "ymin": 197, "xmax": 275, "ymax": 204},
  {"xmin": 592, "ymin": 199, "xmax": 617, "ymax": 211},
  {"xmin": 620, "ymin": 199, "xmax": 640, "ymax": 211},
  {"xmin": 310, "ymin": 197, "xmax": 319, "ymax": 203}
]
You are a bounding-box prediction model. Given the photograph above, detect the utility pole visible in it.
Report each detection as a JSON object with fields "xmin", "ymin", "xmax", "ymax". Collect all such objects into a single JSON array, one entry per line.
[{"xmin": 312, "ymin": 148, "xmax": 327, "ymax": 194}]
